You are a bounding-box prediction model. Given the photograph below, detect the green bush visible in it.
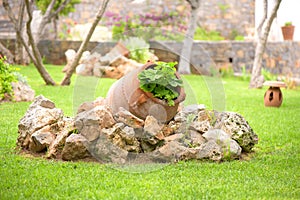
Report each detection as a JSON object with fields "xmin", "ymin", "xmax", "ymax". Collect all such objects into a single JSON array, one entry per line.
[
  {"xmin": 194, "ymin": 27, "xmax": 225, "ymax": 41},
  {"xmin": 0, "ymin": 57, "xmax": 17, "ymax": 100}
]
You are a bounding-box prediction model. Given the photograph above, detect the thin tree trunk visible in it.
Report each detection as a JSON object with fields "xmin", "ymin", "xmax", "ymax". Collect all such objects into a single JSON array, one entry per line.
[
  {"xmin": 178, "ymin": 0, "xmax": 200, "ymax": 74},
  {"xmin": 3, "ymin": 0, "xmax": 56, "ymax": 85},
  {"xmin": 24, "ymin": 0, "xmax": 56, "ymax": 85},
  {"xmin": 249, "ymin": 0, "xmax": 282, "ymax": 88},
  {"xmin": 61, "ymin": 0, "xmax": 110, "ymax": 85}
]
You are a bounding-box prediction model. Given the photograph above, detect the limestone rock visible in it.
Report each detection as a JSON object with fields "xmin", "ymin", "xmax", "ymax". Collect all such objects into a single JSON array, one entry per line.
[
  {"xmin": 86, "ymin": 134, "xmax": 128, "ymax": 164},
  {"xmin": 17, "ymin": 95, "xmax": 63, "ymax": 148},
  {"xmin": 62, "ymin": 134, "xmax": 91, "ymax": 161},
  {"xmin": 11, "ymin": 81, "xmax": 35, "ymax": 102},
  {"xmin": 93, "ymin": 65, "xmax": 108, "ymax": 77},
  {"xmin": 189, "ymin": 130, "xmax": 206, "ymax": 147},
  {"xmin": 198, "ymin": 140, "xmax": 223, "ymax": 161},
  {"xmin": 46, "ymin": 117, "xmax": 75, "ymax": 158},
  {"xmin": 75, "ymin": 105, "xmax": 116, "ymax": 142},
  {"xmin": 144, "ymin": 115, "xmax": 164, "ymax": 140},
  {"xmin": 62, "ymin": 49, "xmax": 76, "ymax": 72},
  {"xmin": 102, "ymin": 123, "xmax": 141, "ymax": 153},
  {"xmin": 174, "ymin": 104, "xmax": 205, "ymax": 122},
  {"xmin": 77, "ymin": 97, "xmax": 106, "ymax": 114},
  {"xmin": 151, "ymin": 141, "xmax": 188, "ymax": 163},
  {"xmin": 164, "ymin": 133, "xmax": 184, "ymax": 142},
  {"xmin": 29, "ymin": 125, "xmax": 55, "ymax": 152},
  {"xmin": 214, "ymin": 112, "xmax": 258, "ymax": 152},
  {"xmin": 189, "ymin": 120, "xmax": 211, "ymax": 133},
  {"xmin": 114, "ymin": 107, "xmax": 144, "ymax": 128},
  {"xmin": 203, "ymin": 129, "xmax": 242, "ymax": 159}
]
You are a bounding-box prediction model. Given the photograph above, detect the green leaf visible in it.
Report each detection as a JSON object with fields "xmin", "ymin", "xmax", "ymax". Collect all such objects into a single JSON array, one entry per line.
[{"xmin": 138, "ymin": 61, "xmax": 183, "ymax": 106}]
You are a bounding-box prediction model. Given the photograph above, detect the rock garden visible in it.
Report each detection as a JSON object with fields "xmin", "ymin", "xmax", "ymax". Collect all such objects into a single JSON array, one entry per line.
[{"xmin": 16, "ymin": 60, "xmax": 258, "ymax": 164}]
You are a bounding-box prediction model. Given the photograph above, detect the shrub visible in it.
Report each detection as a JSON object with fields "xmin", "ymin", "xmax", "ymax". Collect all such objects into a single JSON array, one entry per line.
[{"xmin": 0, "ymin": 56, "xmax": 17, "ymax": 100}]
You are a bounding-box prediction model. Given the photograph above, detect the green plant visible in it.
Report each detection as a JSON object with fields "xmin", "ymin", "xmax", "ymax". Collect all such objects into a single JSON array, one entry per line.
[
  {"xmin": 194, "ymin": 27, "xmax": 225, "ymax": 41},
  {"xmin": 122, "ymin": 37, "xmax": 152, "ymax": 63},
  {"xmin": 138, "ymin": 61, "xmax": 183, "ymax": 106},
  {"xmin": 284, "ymin": 21, "xmax": 293, "ymax": 26},
  {"xmin": 261, "ymin": 68, "xmax": 277, "ymax": 81},
  {"xmin": 241, "ymin": 65, "xmax": 250, "ymax": 81},
  {"xmin": 0, "ymin": 56, "xmax": 17, "ymax": 100}
]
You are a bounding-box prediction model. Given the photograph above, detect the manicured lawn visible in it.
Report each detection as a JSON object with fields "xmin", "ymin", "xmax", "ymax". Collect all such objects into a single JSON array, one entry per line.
[{"xmin": 0, "ymin": 64, "xmax": 299, "ymax": 199}]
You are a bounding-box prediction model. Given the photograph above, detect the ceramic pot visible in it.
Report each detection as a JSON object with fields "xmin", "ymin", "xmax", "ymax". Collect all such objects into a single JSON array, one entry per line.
[
  {"xmin": 106, "ymin": 62, "xmax": 186, "ymax": 122},
  {"xmin": 264, "ymin": 87, "xmax": 283, "ymax": 107},
  {"xmin": 281, "ymin": 25, "xmax": 295, "ymax": 41}
]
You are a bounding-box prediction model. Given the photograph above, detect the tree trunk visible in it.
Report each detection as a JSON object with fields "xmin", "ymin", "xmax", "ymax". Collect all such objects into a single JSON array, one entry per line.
[
  {"xmin": 24, "ymin": 0, "xmax": 56, "ymax": 85},
  {"xmin": 249, "ymin": 0, "xmax": 282, "ymax": 88},
  {"xmin": 61, "ymin": 0, "xmax": 110, "ymax": 85},
  {"xmin": 178, "ymin": 1, "xmax": 200, "ymax": 74}
]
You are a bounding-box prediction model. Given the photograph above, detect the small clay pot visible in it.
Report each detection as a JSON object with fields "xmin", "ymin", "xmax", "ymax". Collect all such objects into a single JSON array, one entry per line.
[
  {"xmin": 263, "ymin": 81, "xmax": 286, "ymax": 107},
  {"xmin": 281, "ymin": 25, "xmax": 295, "ymax": 41},
  {"xmin": 106, "ymin": 62, "xmax": 186, "ymax": 122},
  {"xmin": 264, "ymin": 87, "xmax": 283, "ymax": 107}
]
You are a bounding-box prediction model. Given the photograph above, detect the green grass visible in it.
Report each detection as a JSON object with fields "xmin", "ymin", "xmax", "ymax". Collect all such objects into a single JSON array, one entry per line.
[{"xmin": 0, "ymin": 64, "xmax": 299, "ymax": 199}]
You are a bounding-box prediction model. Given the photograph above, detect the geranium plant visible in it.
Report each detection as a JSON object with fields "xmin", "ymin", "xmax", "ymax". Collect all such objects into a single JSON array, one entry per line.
[{"xmin": 138, "ymin": 61, "xmax": 183, "ymax": 106}]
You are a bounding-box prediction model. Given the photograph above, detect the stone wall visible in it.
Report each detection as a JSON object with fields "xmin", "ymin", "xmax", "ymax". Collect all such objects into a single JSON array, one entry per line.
[
  {"xmin": 1, "ymin": 39, "xmax": 299, "ymax": 78},
  {"xmin": 68, "ymin": 0, "xmax": 255, "ymax": 39},
  {"xmin": 0, "ymin": 0, "xmax": 255, "ymax": 40}
]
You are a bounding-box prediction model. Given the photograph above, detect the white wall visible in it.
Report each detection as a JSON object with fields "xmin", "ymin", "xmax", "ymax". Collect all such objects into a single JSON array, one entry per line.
[{"xmin": 255, "ymin": 0, "xmax": 300, "ymax": 41}]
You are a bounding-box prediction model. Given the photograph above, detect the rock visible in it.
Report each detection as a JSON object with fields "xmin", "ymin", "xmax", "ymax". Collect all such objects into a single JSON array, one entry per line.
[
  {"xmin": 164, "ymin": 133, "xmax": 184, "ymax": 142},
  {"xmin": 29, "ymin": 125, "xmax": 55, "ymax": 152},
  {"xmin": 198, "ymin": 140, "xmax": 223, "ymax": 161},
  {"xmin": 179, "ymin": 147, "xmax": 201, "ymax": 161},
  {"xmin": 46, "ymin": 117, "xmax": 75, "ymax": 158},
  {"xmin": 62, "ymin": 134, "xmax": 91, "ymax": 161},
  {"xmin": 203, "ymin": 129, "xmax": 242, "ymax": 159},
  {"xmin": 189, "ymin": 130, "xmax": 206, "ymax": 147},
  {"xmin": 17, "ymin": 95, "xmax": 63, "ymax": 148},
  {"xmin": 100, "ymin": 42, "xmax": 129, "ymax": 66},
  {"xmin": 114, "ymin": 107, "xmax": 144, "ymax": 128},
  {"xmin": 104, "ymin": 66, "xmax": 123, "ymax": 79},
  {"xmin": 144, "ymin": 115, "xmax": 164, "ymax": 140},
  {"xmin": 189, "ymin": 120, "xmax": 211, "ymax": 133},
  {"xmin": 75, "ymin": 105, "xmax": 115, "ymax": 142},
  {"xmin": 11, "ymin": 81, "xmax": 35, "ymax": 102},
  {"xmin": 102, "ymin": 123, "xmax": 141, "ymax": 153},
  {"xmin": 77, "ymin": 97, "xmax": 106, "ymax": 114},
  {"xmin": 151, "ymin": 141, "xmax": 188, "ymax": 163},
  {"xmin": 75, "ymin": 63, "xmax": 86, "ymax": 75},
  {"xmin": 133, "ymin": 127, "xmax": 164, "ymax": 153},
  {"xmin": 111, "ymin": 56, "xmax": 142, "ymax": 76},
  {"xmin": 161, "ymin": 121, "xmax": 179, "ymax": 137},
  {"xmin": 93, "ymin": 65, "xmax": 108, "ymax": 77},
  {"xmin": 214, "ymin": 112, "xmax": 258, "ymax": 152},
  {"xmin": 86, "ymin": 134, "xmax": 128, "ymax": 164},
  {"xmin": 62, "ymin": 49, "xmax": 76, "ymax": 72},
  {"xmin": 183, "ymin": 104, "xmax": 206, "ymax": 115},
  {"xmin": 174, "ymin": 104, "xmax": 205, "ymax": 122}
]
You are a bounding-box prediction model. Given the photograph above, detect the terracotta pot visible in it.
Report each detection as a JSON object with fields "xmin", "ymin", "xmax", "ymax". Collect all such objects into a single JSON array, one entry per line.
[
  {"xmin": 264, "ymin": 87, "xmax": 283, "ymax": 107},
  {"xmin": 106, "ymin": 62, "xmax": 186, "ymax": 122},
  {"xmin": 281, "ymin": 25, "xmax": 295, "ymax": 41},
  {"xmin": 263, "ymin": 81, "xmax": 286, "ymax": 107}
]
